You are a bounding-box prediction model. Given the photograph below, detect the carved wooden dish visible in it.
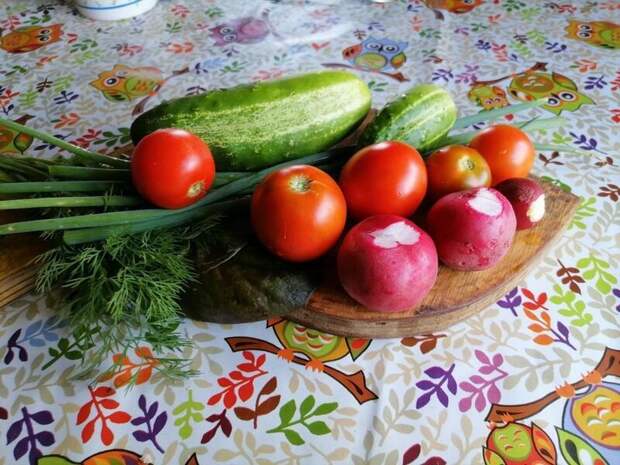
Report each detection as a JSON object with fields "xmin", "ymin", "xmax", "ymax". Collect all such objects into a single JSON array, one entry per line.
[{"xmin": 285, "ymin": 179, "xmax": 579, "ymax": 338}]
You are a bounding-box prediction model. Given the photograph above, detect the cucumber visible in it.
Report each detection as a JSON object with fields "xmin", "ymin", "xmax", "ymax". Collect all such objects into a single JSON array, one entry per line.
[
  {"xmin": 130, "ymin": 71, "xmax": 371, "ymax": 171},
  {"xmin": 359, "ymin": 83, "xmax": 457, "ymax": 154}
]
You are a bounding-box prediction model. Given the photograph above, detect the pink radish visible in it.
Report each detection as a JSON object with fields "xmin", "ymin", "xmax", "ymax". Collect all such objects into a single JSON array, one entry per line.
[
  {"xmin": 495, "ymin": 177, "xmax": 545, "ymax": 230},
  {"xmin": 337, "ymin": 215, "xmax": 438, "ymax": 312},
  {"xmin": 426, "ymin": 187, "xmax": 516, "ymax": 271}
]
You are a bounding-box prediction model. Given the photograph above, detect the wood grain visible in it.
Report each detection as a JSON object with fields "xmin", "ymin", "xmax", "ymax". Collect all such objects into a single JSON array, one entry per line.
[
  {"xmin": 287, "ymin": 180, "xmax": 579, "ymax": 338},
  {"xmin": 0, "ymin": 210, "xmax": 47, "ymax": 308}
]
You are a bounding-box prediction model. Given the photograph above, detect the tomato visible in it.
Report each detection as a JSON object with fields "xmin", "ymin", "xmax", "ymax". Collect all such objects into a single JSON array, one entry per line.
[
  {"xmin": 131, "ymin": 128, "xmax": 215, "ymax": 209},
  {"xmin": 469, "ymin": 124, "xmax": 535, "ymax": 185},
  {"xmin": 426, "ymin": 145, "xmax": 491, "ymax": 200},
  {"xmin": 339, "ymin": 141, "xmax": 427, "ymax": 220},
  {"xmin": 251, "ymin": 165, "xmax": 346, "ymax": 262}
]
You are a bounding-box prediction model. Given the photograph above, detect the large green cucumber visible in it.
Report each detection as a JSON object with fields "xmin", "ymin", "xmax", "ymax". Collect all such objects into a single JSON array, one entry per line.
[
  {"xmin": 359, "ymin": 83, "xmax": 457, "ymax": 153},
  {"xmin": 130, "ymin": 71, "xmax": 371, "ymax": 171}
]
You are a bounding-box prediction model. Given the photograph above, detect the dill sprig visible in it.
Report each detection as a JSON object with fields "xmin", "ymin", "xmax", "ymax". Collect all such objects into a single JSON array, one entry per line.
[{"xmin": 34, "ymin": 218, "xmax": 221, "ymax": 382}]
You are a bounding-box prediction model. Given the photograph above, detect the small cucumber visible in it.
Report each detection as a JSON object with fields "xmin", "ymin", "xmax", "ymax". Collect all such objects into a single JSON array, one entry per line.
[
  {"xmin": 359, "ymin": 84, "xmax": 457, "ymax": 153},
  {"xmin": 130, "ymin": 71, "xmax": 371, "ymax": 171}
]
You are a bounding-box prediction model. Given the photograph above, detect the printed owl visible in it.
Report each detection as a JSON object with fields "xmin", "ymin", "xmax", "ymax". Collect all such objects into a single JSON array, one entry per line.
[
  {"xmin": 483, "ymin": 422, "xmax": 557, "ymax": 465},
  {"xmin": 342, "ymin": 37, "xmax": 407, "ymax": 72},
  {"xmin": 0, "ymin": 115, "xmax": 33, "ymax": 155},
  {"xmin": 468, "ymin": 84, "xmax": 509, "ymax": 110},
  {"xmin": 508, "ymin": 71, "xmax": 594, "ymax": 115},
  {"xmin": 0, "ymin": 24, "xmax": 62, "ymax": 53},
  {"xmin": 424, "ymin": 0, "xmax": 484, "ymax": 14},
  {"xmin": 37, "ymin": 449, "xmax": 152, "ymax": 465},
  {"xmin": 268, "ymin": 318, "xmax": 370, "ymax": 372},
  {"xmin": 209, "ymin": 16, "xmax": 270, "ymax": 46},
  {"xmin": 556, "ymin": 371, "xmax": 620, "ymax": 463},
  {"xmin": 90, "ymin": 65, "xmax": 164, "ymax": 102},
  {"xmin": 565, "ymin": 20, "xmax": 620, "ymax": 49}
]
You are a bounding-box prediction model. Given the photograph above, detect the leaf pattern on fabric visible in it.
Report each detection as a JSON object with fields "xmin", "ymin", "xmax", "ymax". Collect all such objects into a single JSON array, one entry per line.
[{"xmin": 0, "ymin": 1, "xmax": 619, "ymax": 463}]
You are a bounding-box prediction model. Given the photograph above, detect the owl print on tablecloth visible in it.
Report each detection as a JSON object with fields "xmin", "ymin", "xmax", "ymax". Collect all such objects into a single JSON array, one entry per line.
[
  {"xmin": 0, "ymin": 24, "xmax": 62, "ymax": 53},
  {"xmin": 342, "ymin": 37, "xmax": 407, "ymax": 72},
  {"xmin": 267, "ymin": 318, "xmax": 370, "ymax": 372},
  {"xmin": 565, "ymin": 20, "xmax": 620, "ymax": 50},
  {"xmin": 508, "ymin": 71, "xmax": 594, "ymax": 115},
  {"xmin": 0, "ymin": 115, "xmax": 33, "ymax": 155},
  {"xmin": 90, "ymin": 64, "xmax": 189, "ymax": 115},
  {"xmin": 484, "ymin": 421, "xmax": 557, "ymax": 465},
  {"xmin": 209, "ymin": 11, "xmax": 278, "ymax": 46},
  {"xmin": 471, "ymin": 63, "xmax": 594, "ymax": 115},
  {"xmin": 90, "ymin": 65, "xmax": 164, "ymax": 103},
  {"xmin": 423, "ymin": 0, "xmax": 484, "ymax": 20},
  {"xmin": 424, "ymin": 0, "xmax": 484, "ymax": 14},
  {"xmin": 481, "ymin": 348, "xmax": 620, "ymax": 465},
  {"xmin": 468, "ymin": 84, "xmax": 509, "ymax": 111}
]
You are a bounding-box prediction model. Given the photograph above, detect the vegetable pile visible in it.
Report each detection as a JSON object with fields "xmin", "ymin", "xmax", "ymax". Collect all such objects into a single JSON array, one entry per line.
[{"xmin": 0, "ymin": 70, "xmax": 578, "ymax": 383}]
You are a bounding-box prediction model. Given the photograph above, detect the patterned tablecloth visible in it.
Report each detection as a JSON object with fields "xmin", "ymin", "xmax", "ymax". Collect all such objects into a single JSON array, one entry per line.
[{"xmin": 1, "ymin": 1, "xmax": 619, "ymax": 464}]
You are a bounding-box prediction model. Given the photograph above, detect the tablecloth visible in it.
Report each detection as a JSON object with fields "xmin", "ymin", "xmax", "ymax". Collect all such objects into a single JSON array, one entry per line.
[{"xmin": 1, "ymin": 1, "xmax": 619, "ymax": 464}]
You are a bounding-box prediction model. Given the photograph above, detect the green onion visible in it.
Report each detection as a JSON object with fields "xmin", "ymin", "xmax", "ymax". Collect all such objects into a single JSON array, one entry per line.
[
  {"xmin": 432, "ymin": 117, "xmax": 567, "ymax": 150},
  {"xmin": 533, "ymin": 143, "xmax": 585, "ymax": 154},
  {"xmin": 213, "ymin": 172, "xmax": 249, "ymax": 188},
  {"xmin": 0, "ymin": 208, "xmax": 169, "ymax": 235},
  {"xmin": 0, "ymin": 180, "xmax": 124, "ymax": 194},
  {"xmin": 0, "ymin": 195, "xmax": 142, "ymax": 210},
  {"xmin": 0, "ymin": 117, "xmax": 130, "ymax": 168},
  {"xmin": 63, "ymin": 198, "xmax": 246, "ymax": 245},
  {"xmin": 0, "ymin": 156, "xmax": 48, "ymax": 179},
  {"xmin": 519, "ymin": 117, "xmax": 567, "ymax": 132},
  {"xmin": 452, "ymin": 99, "xmax": 547, "ymax": 130},
  {"xmin": 0, "ymin": 168, "xmax": 13, "ymax": 183},
  {"xmin": 0, "ymin": 146, "xmax": 354, "ymax": 237},
  {"xmin": 48, "ymin": 165, "xmax": 132, "ymax": 181}
]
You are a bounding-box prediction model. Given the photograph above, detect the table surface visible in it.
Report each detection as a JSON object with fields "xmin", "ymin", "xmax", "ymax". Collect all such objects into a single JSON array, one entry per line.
[{"xmin": 1, "ymin": 1, "xmax": 619, "ymax": 464}]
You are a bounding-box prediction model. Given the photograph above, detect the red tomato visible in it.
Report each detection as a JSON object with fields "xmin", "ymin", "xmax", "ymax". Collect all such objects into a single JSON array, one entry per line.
[
  {"xmin": 339, "ymin": 141, "xmax": 427, "ymax": 220},
  {"xmin": 426, "ymin": 145, "xmax": 491, "ymax": 199},
  {"xmin": 469, "ymin": 125, "xmax": 535, "ymax": 185},
  {"xmin": 131, "ymin": 128, "xmax": 215, "ymax": 209},
  {"xmin": 251, "ymin": 165, "xmax": 346, "ymax": 262}
]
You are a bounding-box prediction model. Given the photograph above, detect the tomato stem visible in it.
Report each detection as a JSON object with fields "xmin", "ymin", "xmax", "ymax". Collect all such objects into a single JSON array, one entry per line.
[{"xmin": 289, "ymin": 175, "xmax": 311, "ymax": 193}]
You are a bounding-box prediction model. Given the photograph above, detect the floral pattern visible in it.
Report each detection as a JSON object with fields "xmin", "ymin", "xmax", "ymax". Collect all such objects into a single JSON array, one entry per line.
[{"xmin": 0, "ymin": 1, "xmax": 619, "ymax": 464}]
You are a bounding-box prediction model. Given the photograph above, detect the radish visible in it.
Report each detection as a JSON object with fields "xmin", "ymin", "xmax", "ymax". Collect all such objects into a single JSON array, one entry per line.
[
  {"xmin": 426, "ymin": 187, "xmax": 516, "ymax": 271},
  {"xmin": 495, "ymin": 177, "xmax": 545, "ymax": 230},
  {"xmin": 337, "ymin": 215, "xmax": 438, "ymax": 312}
]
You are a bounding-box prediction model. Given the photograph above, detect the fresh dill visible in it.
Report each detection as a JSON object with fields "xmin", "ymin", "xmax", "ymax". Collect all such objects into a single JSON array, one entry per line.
[{"xmin": 34, "ymin": 216, "xmax": 222, "ymax": 383}]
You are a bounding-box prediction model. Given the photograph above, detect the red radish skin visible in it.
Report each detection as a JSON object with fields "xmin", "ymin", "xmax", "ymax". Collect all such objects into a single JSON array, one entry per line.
[
  {"xmin": 337, "ymin": 215, "xmax": 438, "ymax": 312},
  {"xmin": 495, "ymin": 178, "xmax": 546, "ymax": 230},
  {"xmin": 426, "ymin": 187, "xmax": 516, "ymax": 271}
]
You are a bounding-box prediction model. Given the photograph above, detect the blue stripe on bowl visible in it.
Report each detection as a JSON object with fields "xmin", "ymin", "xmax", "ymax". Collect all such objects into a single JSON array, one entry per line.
[{"xmin": 75, "ymin": 0, "xmax": 143, "ymax": 10}]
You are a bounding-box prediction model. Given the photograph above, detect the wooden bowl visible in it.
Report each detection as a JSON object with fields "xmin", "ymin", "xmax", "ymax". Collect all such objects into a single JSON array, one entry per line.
[{"xmin": 286, "ymin": 179, "xmax": 579, "ymax": 338}]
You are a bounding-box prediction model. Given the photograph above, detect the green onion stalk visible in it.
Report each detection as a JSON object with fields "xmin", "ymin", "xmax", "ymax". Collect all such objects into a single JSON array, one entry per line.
[{"xmin": 0, "ymin": 117, "xmax": 129, "ymax": 168}]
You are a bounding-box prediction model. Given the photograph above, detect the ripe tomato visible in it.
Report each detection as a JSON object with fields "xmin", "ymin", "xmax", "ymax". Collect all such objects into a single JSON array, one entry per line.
[
  {"xmin": 339, "ymin": 141, "xmax": 427, "ymax": 220},
  {"xmin": 426, "ymin": 145, "xmax": 491, "ymax": 200},
  {"xmin": 469, "ymin": 125, "xmax": 535, "ymax": 185},
  {"xmin": 131, "ymin": 128, "xmax": 215, "ymax": 209},
  {"xmin": 251, "ymin": 165, "xmax": 346, "ymax": 262}
]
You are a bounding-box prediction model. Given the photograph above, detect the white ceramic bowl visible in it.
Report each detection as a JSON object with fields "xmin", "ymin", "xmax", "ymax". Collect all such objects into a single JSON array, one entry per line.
[{"xmin": 74, "ymin": 0, "xmax": 158, "ymax": 21}]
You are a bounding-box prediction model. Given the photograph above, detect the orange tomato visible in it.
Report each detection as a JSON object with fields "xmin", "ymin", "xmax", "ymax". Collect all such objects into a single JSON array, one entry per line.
[
  {"xmin": 426, "ymin": 145, "xmax": 491, "ymax": 199},
  {"xmin": 251, "ymin": 165, "xmax": 346, "ymax": 262},
  {"xmin": 339, "ymin": 141, "xmax": 427, "ymax": 220},
  {"xmin": 469, "ymin": 124, "xmax": 535, "ymax": 185}
]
